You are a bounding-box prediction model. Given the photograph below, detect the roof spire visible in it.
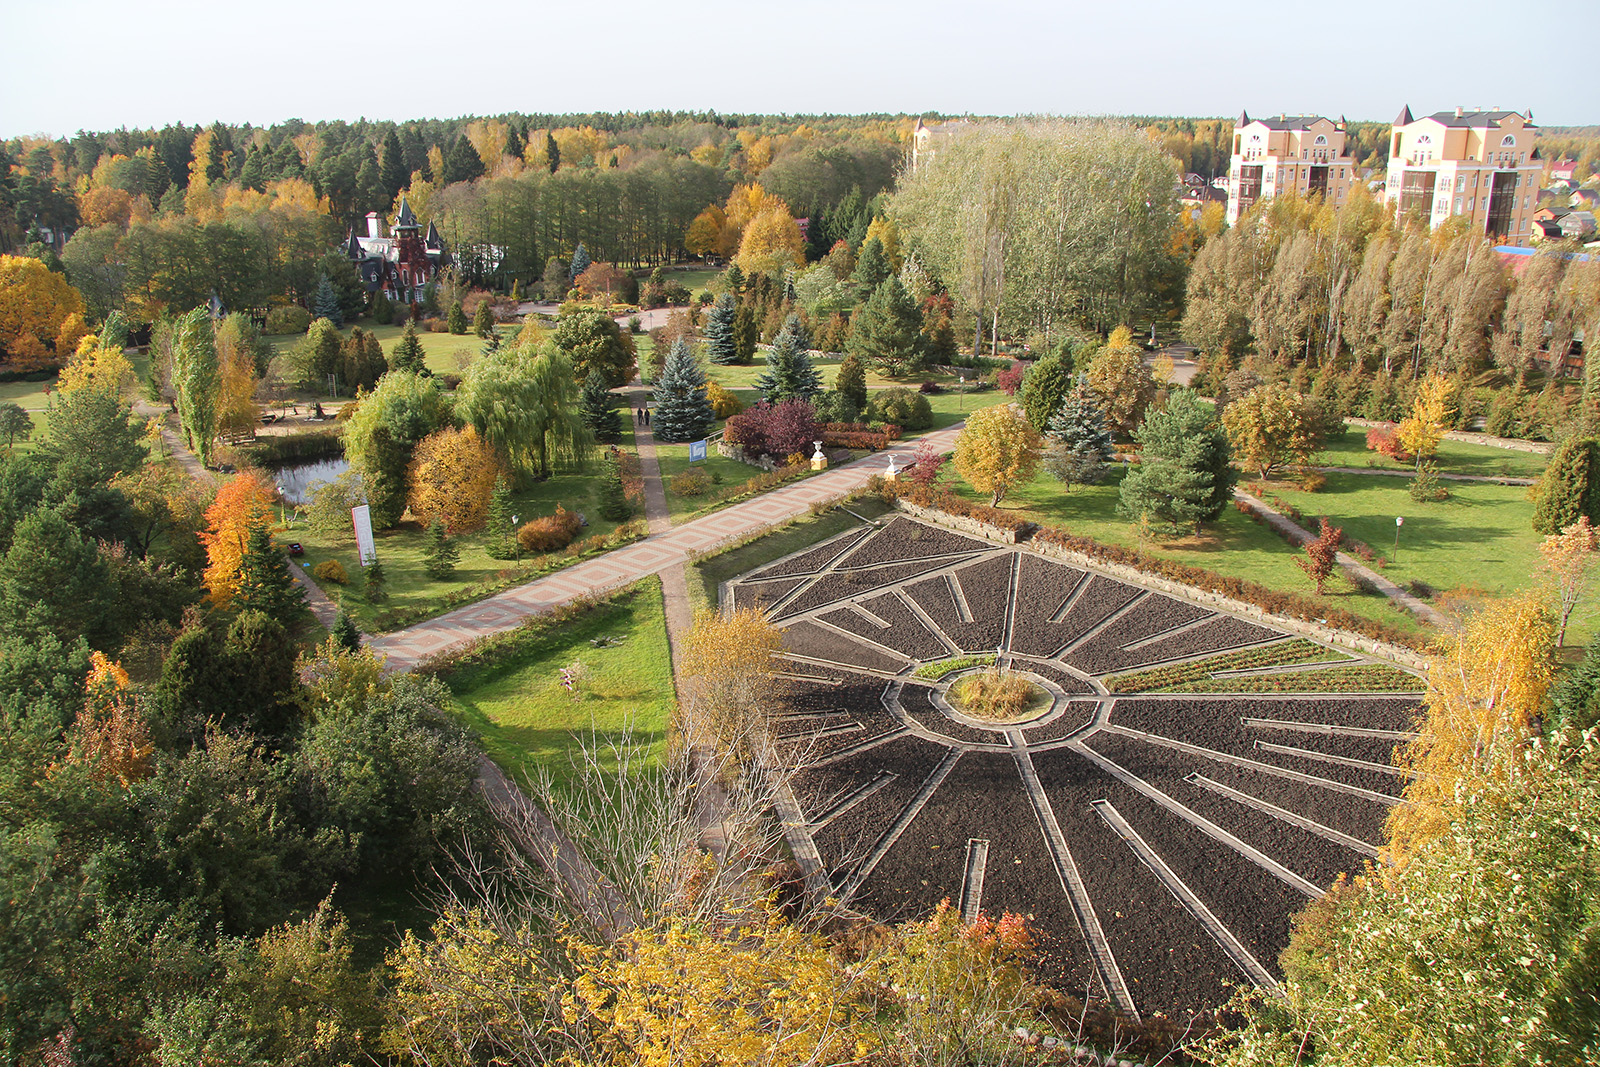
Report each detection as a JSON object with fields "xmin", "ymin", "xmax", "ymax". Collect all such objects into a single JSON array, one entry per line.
[
  {"xmin": 1394, "ymin": 104, "xmax": 1413, "ymax": 126},
  {"xmin": 1237, "ymin": 109, "xmax": 1250, "ymax": 127},
  {"xmin": 395, "ymin": 197, "xmax": 418, "ymax": 230}
]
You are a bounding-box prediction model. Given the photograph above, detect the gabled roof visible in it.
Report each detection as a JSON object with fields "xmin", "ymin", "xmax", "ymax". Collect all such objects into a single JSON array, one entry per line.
[
  {"xmin": 1394, "ymin": 104, "xmax": 1414, "ymax": 126},
  {"xmin": 1420, "ymin": 109, "xmax": 1527, "ymax": 128},
  {"xmin": 1245, "ymin": 114, "xmax": 1335, "ymax": 131},
  {"xmin": 394, "ymin": 198, "xmax": 419, "ymax": 230}
]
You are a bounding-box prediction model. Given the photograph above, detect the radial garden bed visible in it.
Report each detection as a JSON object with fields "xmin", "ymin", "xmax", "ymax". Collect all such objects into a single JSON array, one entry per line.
[{"xmin": 731, "ymin": 516, "xmax": 1425, "ymax": 1020}]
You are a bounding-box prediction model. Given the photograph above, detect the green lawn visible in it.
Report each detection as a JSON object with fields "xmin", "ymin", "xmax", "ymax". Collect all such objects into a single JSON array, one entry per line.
[
  {"xmin": 685, "ymin": 497, "xmax": 894, "ymax": 614},
  {"xmin": 947, "ymin": 467, "xmax": 1427, "ymax": 640},
  {"xmin": 1312, "ymin": 430, "xmax": 1549, "ymax": 479},
  {"xmin": 655, "ymin": 441, "xmax": 763, "ymax": 522},
  {"xmin": 289, "ymin": 464, "xmax": 633, "ymax": 632},
  {"xmin": 265, "ymin": 322, "xmax": 492, "ymax": 384},
  {"xmin": 0, "ymin": 379, "xmax": 50, "ymax": 453},
  {"xmin": 436, "ymin": 578, "xmax": 675, "ymax": 792},
  {"xmin": 704, "ymin": 354, "xmax": 989, "ymax": 434}
]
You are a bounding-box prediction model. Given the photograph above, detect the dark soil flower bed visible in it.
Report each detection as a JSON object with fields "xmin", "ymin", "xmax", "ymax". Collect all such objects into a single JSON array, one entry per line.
[
  {"xmin": 756, "ymin": 527, "xmax": 872, "ymax": 578},
  {"xmin": 729, "ymin": 516, "xmax": 1430, "ymax": 1019},
  {"xmin": 730, "ymin": 575, "xmax": 809, "ymax": 613}
]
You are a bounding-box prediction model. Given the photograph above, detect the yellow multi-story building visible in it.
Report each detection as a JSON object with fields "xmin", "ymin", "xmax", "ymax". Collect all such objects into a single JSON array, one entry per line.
[
  {"xmin": 1226, "ymin": 112, "xmax": 1358, "ymax": 224},
  {"xmin": 1383, "ymin": 106, "xmax": 1541, "ymax": 246}
]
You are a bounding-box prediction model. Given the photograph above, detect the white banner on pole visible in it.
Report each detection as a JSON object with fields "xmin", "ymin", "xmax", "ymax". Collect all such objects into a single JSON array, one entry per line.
[{"xmin": 351, "ymin": 505, "xmax": 377, "ymax": 566}]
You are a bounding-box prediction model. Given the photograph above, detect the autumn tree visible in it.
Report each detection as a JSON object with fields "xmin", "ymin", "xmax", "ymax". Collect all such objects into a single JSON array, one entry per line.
[
  {"xmin": 1084, "ymin": 326, "xmax": 1156, "ymax": 438},
  {"xmin": 406, "ymin": 426, "xmax": 502, "ymax": 534},
  {"xmin": 1394, "ymin": 374, "xmax": 1455, "ymax": 468},
  {"xmin": 734, "ymin": 201, "xmax": 804, "ymax": 276},
  {"xmin": 1295, "ymin": 517, "xmax": 1345, "ymax": 595},
  {"xmin": 1118, "ymin": 389, "xmax": 1236, "ymax": 535},
  {"xmin": 552, "ymin": 303, "xmax": 636, "ymax": 387},
  {"xmin": 64, "ymin": 651, "xmax": 154, "ymax": 788},
  {"xmin": 200, "ymin": 471, "xmax": 279, "ymax": 606},
  {"xmin": 0, "ymin": 254, "xmax": 86, "ymax": 367},
  {"xmin": 1539, "ymin": 516, "xmax": 1598, "ymax": 647},
  {"xmin": 1221, "ymin": 383, "xmax": 1329, "ymax": 480},
  {"xmin": 1387, "ymin": 591, "xmax": 1555, "ymax": 862},
  {"xmin": 343, "ymin": 371, "xmax": 454, "ymax": 526},
  {"xmin": 953, "ymin": 403, "xmax": 1041, "ymax": 506},
  {"xmin": 1532, "ymin": 436, "xmax": 1600, "ymax": 535},
  {"xmin": 681, "ymin": 607, "xmax": 784, "ymax": 761}
]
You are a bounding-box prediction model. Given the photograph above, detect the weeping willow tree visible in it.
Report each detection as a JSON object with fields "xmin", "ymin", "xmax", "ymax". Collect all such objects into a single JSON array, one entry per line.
[
  {"xmin": 454, "ymin": 339, "xmax": 592, "ymax": 483},
  {"xmin": 891, "ymin": 120, "xmax": 1182, "ymax": 350}
]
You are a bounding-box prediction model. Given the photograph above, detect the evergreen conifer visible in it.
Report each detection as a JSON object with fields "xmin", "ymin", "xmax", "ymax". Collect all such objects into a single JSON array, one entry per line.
[
  {"xmin": 389, "ymin": 322, "xmax": 428, "ymax": 374},
  {"xmin": 1020, "ymin": 349, "xmax": 1076, "ymax": 429},
  {"xmin": 569, "ymin": 243, "xmax": 592, "ymax": 282},
  {"xmin": 733, "ymin": 302, "xmax": 758, "ymax": 364},
  {"xmin": 652, "ymin": 338, "xmax": 715, "ymax": 443},
  {"xmin": 1043, "ymin": 379, "xmax": 1115, "ymax": 489},
  {"xmin": 1117, "ymin": 390, "xmax": 1236, "ymax": 535},
  {"xmin": 1533, "ymin": 437, "xmax": 1600, "ymax": 535},
  {"xmin": 705, "ymin": 294, "xmax": 739, "ymax": 365},
  {"xmin": 472, "ymin": 299, "xmax": 494, "ymax": 338},
  {"xmin": 333, "ymin": 611, "xmax": 362, "ymax": 652},
  {"xmin": 597, "ymin": 450, "xmax": 632, "ymax": 521},
  {"xmin": 852, "ymin": 237, "xmax": 891, "ymax": 289},
  {"xmin": 834, "ymin": 352, "xmax": 868, "ymax": 411},
  {"xmin": 847, "ymin": 277, "xmax": 922, "ymax": 376},
  {"xmin": 447, "ymin": 300, "xmax": 468, "ymax": 335},
  {"xmin": 311, "ymin": 273, "xmax": 343, "ymax": 328},
  {"xmin": 364, "ymin": 559, "xmax": 387, "ymax": 601},
  {"xmin": 755, "ymin": 320, "xmax": 823, "ymax": 404},
  {"xmin": 580, "ymin": 374, "xmax": 624, "ymax": 443},
  {"xmin": 233, "ymin": 523, "xmax": 305, "ymax": 622},
  {"xmin": 485, "ymin": 475, "xmax": 518, "ymax": 560},
  {"xmin": 423, "ymin": 518, "xmax": 460, "ymax": 580}
]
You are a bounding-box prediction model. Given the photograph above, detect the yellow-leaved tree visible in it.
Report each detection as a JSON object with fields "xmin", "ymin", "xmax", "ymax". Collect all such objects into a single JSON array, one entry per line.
[
  {"xmin": 953, "ymin": 403, "xmax": 1041, "ymax": 505},
  {"xmin": 406, "ymin": 426, "xmax": 502, "ymax": 534},
  {"xmin": 1385, "ymin": 590, "xmax": 1556, "ymax": 863},
  {"xmin": 200, "ymin": 471, "xmax": 279, "ymax": 606},
  {"xmin": 864, "ymin": 215, "xmax": 904, "ymax": 272},
  {"xmin": 1084, "ymin": 326, "xmax": 1157, "ymax": 438},
  {"xmin": 0, "ymin": 254, "xmax": 87, "ymax": 368},
  {"xmin": 683, "ymin": 204, "xmax": 726, "ymax": 257},
  {"xmin": 1395, "ymin": 374, "xmax": 1456, "ymax": 468},
  {"xmin": 734, "ymin": 202, "xmax": 804, "ymax": 277},
  {"xmin": 60, "ymin": 651, "xmax": 154, "ymax": 788},
  {"xmin": 1540, "ymin": 516, "xmax": 1598, "ymax": 647},
  {"xmin": 681, "ymin": 607, "xmax": 783, "ymax": 763}
]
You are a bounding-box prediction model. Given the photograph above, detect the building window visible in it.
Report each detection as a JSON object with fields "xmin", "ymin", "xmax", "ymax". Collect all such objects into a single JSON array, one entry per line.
[
  {"xmin": 1468, "ymin": 198, "xmax": 1475, "ymax": 211},
  {"xmin": 1455, "ymin": 197, "xmax": 1463, "ymax": 213}
]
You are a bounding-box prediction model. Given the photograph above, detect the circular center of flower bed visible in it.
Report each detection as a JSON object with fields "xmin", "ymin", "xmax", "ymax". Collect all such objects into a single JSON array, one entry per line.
[{"xmin": 947, "ymin": 669, "xmax": 1052, "ymax": 724}]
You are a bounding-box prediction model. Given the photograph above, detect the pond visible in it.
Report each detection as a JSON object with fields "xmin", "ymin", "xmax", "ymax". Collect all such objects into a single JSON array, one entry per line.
[{"xmin": 274, "ymin": 457, "xmax": 350, "ymax": 506}]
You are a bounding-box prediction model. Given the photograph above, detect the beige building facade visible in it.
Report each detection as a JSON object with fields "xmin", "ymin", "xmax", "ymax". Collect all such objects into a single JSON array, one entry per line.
[
  {"xmin": 1226, "ymin": 112, "xmax": 1358, "ymax": 224},
  {"xmin": 1383, "ymin": 106, "xmax": 1540, "ymax": 246}
]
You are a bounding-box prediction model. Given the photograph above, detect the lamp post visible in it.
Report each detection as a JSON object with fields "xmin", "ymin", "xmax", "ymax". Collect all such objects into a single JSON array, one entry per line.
[
  {"xmin": 1393, "ymin": 516, "xmax": 1403, "ymax": 563},
  {"xmin": 512, "ymin": 514, "xmax": 520, "ymax": 567},
  {"xmin": 959, "ymin": 375, "xmax": 966, "ymax": 412}
]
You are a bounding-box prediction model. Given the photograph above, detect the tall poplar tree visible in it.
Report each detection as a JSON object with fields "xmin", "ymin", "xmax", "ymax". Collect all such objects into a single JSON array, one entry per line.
[{"xmin": 173, "ymin": 308, "xmax": 220, "ymax": 467}]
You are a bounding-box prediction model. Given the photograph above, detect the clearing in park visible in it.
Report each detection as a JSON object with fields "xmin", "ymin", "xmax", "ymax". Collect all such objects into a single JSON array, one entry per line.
[{"xmin": 728, "ymin": 514, "xmax": 1422, "ymax": 1020}]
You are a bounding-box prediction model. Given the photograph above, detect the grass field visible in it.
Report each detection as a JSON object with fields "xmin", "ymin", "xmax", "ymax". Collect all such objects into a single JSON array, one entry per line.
[
  {"xmin": 289, "ymin": 464, "xmax": 634, "ymax": 632},
  {"xmin": 702, "ymin": 353, "xmax": 993, "ymax": 434},
  {"xmin": 1312, "ymin": 432, "xmax": 1549, "ymax": 479},
  {"xmin": 265, "ymin": 322, "xmax": 490, "ymax": 383},
  {"xmin": 436, "ymin": 578, "xmax": 675, "ymax": 792},
  {"xmin": 947, "ymin": 467, "xmax": 1428, "ymax": 639}
]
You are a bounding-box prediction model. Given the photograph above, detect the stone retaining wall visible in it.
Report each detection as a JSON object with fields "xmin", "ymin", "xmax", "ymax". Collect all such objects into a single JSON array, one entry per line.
[
  {"xmin": 717, "ymin": 439, "xmax": 780, "ymax": 471},
  {"xmin": 890, "ymin": 499, "xmax": 1431, "ymax": 673}
]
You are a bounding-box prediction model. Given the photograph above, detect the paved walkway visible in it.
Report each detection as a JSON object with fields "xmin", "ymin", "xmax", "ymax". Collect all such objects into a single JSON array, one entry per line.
[
  {"xmin": 1234, "ymin": 489, "xmax": 1451, "ymax": 629},
  {"xmin": 370, "ymin": 423, "xmax": 967, "ymax": 671}
]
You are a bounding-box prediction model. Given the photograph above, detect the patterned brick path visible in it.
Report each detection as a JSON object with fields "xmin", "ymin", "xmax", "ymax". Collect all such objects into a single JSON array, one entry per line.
[{"xmin": 370, "ymin": 424, "xmax": 965, "ymax": 671}]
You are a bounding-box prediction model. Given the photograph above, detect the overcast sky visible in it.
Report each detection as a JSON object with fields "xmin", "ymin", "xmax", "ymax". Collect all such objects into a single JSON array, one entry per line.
[{"xmin": 1, "ymin": 0, "xmax": 1584, "ymax": 138}]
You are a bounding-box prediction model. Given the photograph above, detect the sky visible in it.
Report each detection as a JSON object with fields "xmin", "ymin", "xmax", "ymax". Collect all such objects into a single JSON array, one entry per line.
[{"xmin": 0, "ymin": 0, "xmax": 1585, "ymax": 138}]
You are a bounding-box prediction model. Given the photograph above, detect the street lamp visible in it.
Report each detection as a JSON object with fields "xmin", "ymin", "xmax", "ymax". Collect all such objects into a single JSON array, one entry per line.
[
  {"xmin": 959, "ymin": 375, "xmax": 966, "ymax": 412},
  {"xmin": 512, "ymin": 514, "xmax": 520, "ymax": 567},
  {"xmin": 1393, "ymin": 516, "xmax": 1404, "ymax": 563}
]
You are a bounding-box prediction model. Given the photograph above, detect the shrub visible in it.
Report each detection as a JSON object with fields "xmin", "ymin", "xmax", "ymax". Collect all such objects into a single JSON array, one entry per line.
[
  {"xmin": 1365, "ymin": 425, "xmax": 1411, "ymax": 463},
  {"xmin": 918, "ymin": 380, "xmax": 945, "ymax": 395},
  {"xmin": 706, "ymin": 381, "xmax": 745, "ymax": 418},
  {"xmin": 312, "ymin": 559, "xmax": 348, "ymax": 584},
  {"xmin": 263, "ymin": 306, "xmax": 312, "ymax": 335},
  {"xmin": 724, "ymin": 399, "xmax": 819, "ymax": 460},
  {"xmin": 996, "ymin": 360, "xmax": 1026, "ymax": 395},
  {"xmin": 517, "ymin": 505, "xmax": 582, "ymax": 553},
  {"xmin": 1410, "ymin": 463, "xmax": 1449, "ymax": 503},
  {"xmin": 866, "ymin": 388, "xmax": 933, "ymax": 431},
  {"xmin": 670, "ymin": 468, "xmax": 713, "ymax": 496}
]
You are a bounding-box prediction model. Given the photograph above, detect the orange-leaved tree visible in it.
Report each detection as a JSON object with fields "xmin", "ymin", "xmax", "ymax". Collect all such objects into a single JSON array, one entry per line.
[
  {"xmin": 59, "ymin": 651, "xmax": 155, "ymax": 788},
  {"xmin": 406, "ymin": 426, "xmax": 502, "ymax": 534},
  {"xmin": 1385, "ymin": 590, "xmax": 1556, "ymax": 863},
  {"xmin": 200, "ymin": 471, "xmax": 278, "ymax": 606}
]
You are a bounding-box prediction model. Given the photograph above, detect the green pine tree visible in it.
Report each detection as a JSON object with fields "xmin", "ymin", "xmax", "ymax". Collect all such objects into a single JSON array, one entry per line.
[
  {"xmin": 363, "ymin": 559, "xmax": 387, "ymax": 601},
  {"xmin": 443, "ymin": 135, "xmax": 485, "ymax": 184},
  {"xmin": 847, "ymin": 276, "xmax": 923, "ymax": 376},
  {"xmin": 834, "ymin": 352, "xmax": 868, "ymax": 410},
  {"xmin": 652, "ymin": 338, "xmax": 715, "ymax": 443},
  {"xmin": 1117, "ymin": 390, "xmax": 1236, "ymax": 535},
  {"xmin": 724, "ymin": 262, "xmax": 745, "ymax": 293},
  {"xmin": 755, "ymin": 320, "xmax": 822, "ymax": 404},
  {"xmin": 1043, "ymin": 379, "xmax": 1115, "ymax": 489},
  {"xmin": 233, "ymin": 523, "xmax": 305, "ymax": 622},
  {"xmin": 472, "ymin": 299, "xmax": 494, "ymax": 338},
  {"xmin": 579, "ymin": 374, "xmax": 624, "ymax": 443},
  {"xmin": 852, "ymin": 237, "xmax": 891, "ymax": 289},
  {"xmin": 447, "ymin": 300, "xmax": 468, "ymax": 335},
  {"xmin": 705, "ymin": 295, "xmax": 739, "ymax": 366},
  {"xmin": 597, "ymin": 450, "xmax": 632, "ymax": 521},
  {"xmin": 569, "ymin": 243, "xmax": 592, "ymax": 282},
  {"xmin": 544, "ymin": 132, "xmax": 560, "ymax": 174},
  {"xmin": 332, "ymin": 610, "xmax": 362, "ymax": 652},
  {"xmin": 733, "ymin": 302, "xmax": 758, "ymax": 365},
  {"xmin": 311, "ymin": 272, "xmax": 343, "ymax": 328},
  {"xmin": 423, "ymin": 519, "xmax": 460, "ymax": 580},
  {"xmin": 389, "ymin": 322, "xmax": 428, "ymax": 375},
  {"xmin": 1020, "ymin": 349, "xmax": 1077, "ymax": 430},
  {"xmin": 484, "ymin": 475, "xmax": 518, "ymax": 560},
  {"xmin": 1533, "ymin": 437, "xmax": 1600, "ymax": 535}
]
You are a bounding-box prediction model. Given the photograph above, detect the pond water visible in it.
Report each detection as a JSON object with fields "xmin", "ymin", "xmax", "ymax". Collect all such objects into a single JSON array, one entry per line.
[{"xmin": 274, "ymin": 457, "xmax": 350, "ymax": 506}]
